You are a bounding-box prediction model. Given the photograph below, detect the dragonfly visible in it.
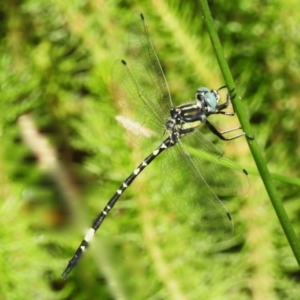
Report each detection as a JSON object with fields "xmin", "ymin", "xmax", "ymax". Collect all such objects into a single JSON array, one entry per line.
[{"xmin": 62, "ymin": 11, "xmax": 250, "ymax": 279}]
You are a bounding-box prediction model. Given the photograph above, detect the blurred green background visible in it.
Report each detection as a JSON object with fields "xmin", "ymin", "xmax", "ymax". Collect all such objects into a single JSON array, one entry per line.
[{"xmin": 1, "ymin": 0, "xmax": 300, "ymax": 299}]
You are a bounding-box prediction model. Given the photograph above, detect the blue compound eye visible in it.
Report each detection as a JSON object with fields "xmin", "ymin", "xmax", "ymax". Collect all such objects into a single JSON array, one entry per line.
[
  {"xmin": 196, "ymin": 87, "xmax": 218, "ymax": 110},
  {"xmin": 204, "ymin": 92, "xmax": 218, "ymax": 109},
  {"xmin": 197, "ymin": 87, "xmax": 210, "ymax": 93}
]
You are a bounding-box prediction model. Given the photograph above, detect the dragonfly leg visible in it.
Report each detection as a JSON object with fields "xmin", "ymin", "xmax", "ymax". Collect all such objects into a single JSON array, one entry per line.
[
  {"xmin": 214, "ymin": 92, "xmax": 235, "ymax": 116},
  {"xmin": 209, "ymin": 91, "xmax": 254, "ymax": 140},
  {"xmin": 204, "ymin": 119, "xmax": 246, "ymax": 141}
]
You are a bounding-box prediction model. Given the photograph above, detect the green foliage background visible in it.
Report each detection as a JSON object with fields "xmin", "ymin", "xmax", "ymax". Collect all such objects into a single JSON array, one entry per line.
[{"xmin": 1, "ymin": 0, "xmax": 300, "ymax": 299}]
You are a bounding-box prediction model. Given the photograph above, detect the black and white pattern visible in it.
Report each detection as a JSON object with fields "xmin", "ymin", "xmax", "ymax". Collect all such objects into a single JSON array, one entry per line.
[{"xmin": 62, "ymin": 12, "xmax": 249, "ymax": 279}]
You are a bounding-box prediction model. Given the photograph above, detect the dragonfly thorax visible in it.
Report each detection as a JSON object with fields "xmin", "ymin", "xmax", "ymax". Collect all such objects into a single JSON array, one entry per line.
[
  {"xmin": 165, "ymin": 87, "xmax": 224, "ymax": 143},
  {"xmin": 166, "ymin": 104, "xmax": 203, "ymax": 143}
]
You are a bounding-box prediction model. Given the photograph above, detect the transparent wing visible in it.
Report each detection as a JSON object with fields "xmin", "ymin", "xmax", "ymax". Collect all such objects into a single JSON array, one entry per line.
[
  {"xmin": 181, "ymin": 130, "xmax": 250, "ymax": 197},
  {"xmin": 112, "ymin": 11, "xmax": 172, "ymax": 146},
  {"xmin": 112, "ymin": 60, "xmax": 163, "ymax": 145},
  {"xmin": 161, "ymin": 141, "xmax": 233, "ymax": 238}
]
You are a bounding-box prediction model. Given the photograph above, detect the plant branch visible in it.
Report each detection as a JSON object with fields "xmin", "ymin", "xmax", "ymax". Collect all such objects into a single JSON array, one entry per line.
[{"xmin": 199, "ymin": 0, "xmax": 300, "ymax": 266}]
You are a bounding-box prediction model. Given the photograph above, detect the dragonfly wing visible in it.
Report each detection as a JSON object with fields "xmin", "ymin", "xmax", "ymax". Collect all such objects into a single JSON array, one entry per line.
[
  {"xmin": 161, "ymin": 141, "xmax": 233, "ymax": 239},
  {"xmin": 181, "ymin": 129, "xmax": 250, "ymax": 197},
  {"xmin": 112, "ymin": 60, "xmax": 163, "ymax": 146},
  {"xmin": 126, "ymin": 11, "xmax": 172, "ymax": 117},
  {"xmin": 111, "ymin": 12, "xmax": 172, "ymax": 147}
]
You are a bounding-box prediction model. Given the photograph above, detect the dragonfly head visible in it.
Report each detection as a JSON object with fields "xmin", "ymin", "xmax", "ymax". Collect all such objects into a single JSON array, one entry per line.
[{"xmin": 196, "ymin": 87, "xmax": 220, "ymax": 113}]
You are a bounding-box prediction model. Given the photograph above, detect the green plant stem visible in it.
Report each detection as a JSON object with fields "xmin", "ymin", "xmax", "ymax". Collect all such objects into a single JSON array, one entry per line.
[{"xmin": 199, "ymin": 0, "xmax": 300, "ymax": 266}]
